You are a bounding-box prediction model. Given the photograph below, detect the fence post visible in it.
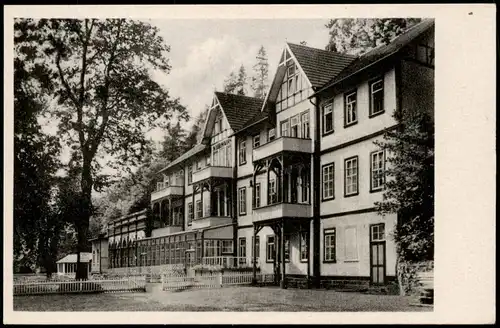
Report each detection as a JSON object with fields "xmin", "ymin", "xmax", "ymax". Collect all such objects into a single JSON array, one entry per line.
[{"xmin": 218, "ymin": 271, "xmax": 223, "ymax": 288}]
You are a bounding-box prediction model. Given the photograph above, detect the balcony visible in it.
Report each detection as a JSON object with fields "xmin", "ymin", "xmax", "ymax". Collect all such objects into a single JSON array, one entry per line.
[
  {"xmin": 252, "ymin": 202, "xmax": 312, "ymax": 223},
  {"xmin": 253, "ymin": 137, "xmax": 313, "ymax": 162},
  {"xmin": 192, "ymin": 165, "xmax": 233, "ymax": 184},
  {"xmin": 191, "ymin": 215, "xmax": 232, "ymax": 230},
  {"xmin": 151, "ymin": 185, "xmax": 184, "ymax": 202}
]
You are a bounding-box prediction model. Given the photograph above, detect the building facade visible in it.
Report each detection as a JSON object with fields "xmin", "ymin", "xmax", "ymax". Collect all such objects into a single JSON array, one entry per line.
[{"xmin": 105, "ymin": 20, "xmax": 434, "ymax": 288}]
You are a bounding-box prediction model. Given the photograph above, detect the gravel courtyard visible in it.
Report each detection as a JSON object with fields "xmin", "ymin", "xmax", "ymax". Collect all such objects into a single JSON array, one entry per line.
[{"xmin": 14, "ymin": 285, "xmax": 431, "ymax": 312}]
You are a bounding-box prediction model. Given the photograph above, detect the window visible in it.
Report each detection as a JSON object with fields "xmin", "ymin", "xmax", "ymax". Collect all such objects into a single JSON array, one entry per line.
[
  {"xmin": 300, "ymin": 233, "xmax": 308, "ymax": 262},
  {"xmin": 276, "ymin": 59, "xmax": 307, "ymax": 112},
  {"xmin": 324, "ymin": 228, "xmax": 336, "ymax": 262},
  {"xmin": 164, "ymin": 176, "xmax": 170, "ymax": 187},
  {"xmin": 268, "ymin": 128, "xmax": 276, "ymax": 141},
  {"xmin": 371, "ymin": 150, "xmax": 385, "ymax": 191},
  {"xmin": 301, "ymin": 111, "xmax": 310, "ymax": 139},
  {"xmin": 252, "ymin": 236, "xmax": 260, "ymax": 260},
  {"xmin": 290, "ymin": 115, "xmax": 300, "ymax": 137},
  {"xmin": 266, "ymin": 235, "xmax": 276, "ymax": 262},
  {"xmin": 156, "ymin": 182, "xmax": 164, "ymax": 191},
  {"xmin": 196, "ymin": 159, "xmax": 202, "ymax": 170},
  {"xmin": 238, "ymin": 237, "xmax": 246, "ymax": 263},
  {"xmin": 196, "ymin": 200, "xmax": 202, "ymax": 219},
  {"xmin": 371, "ymin": 223, "xmax": 386, "ymax": 242},
  {"xmin": 344, "ymin": 227, "xmax": 358, "ymax": 261},
  {"xmin": 204, "ymin": 240, "xmax": 217, "ymax": 257},
  {"xmin": 300, "ymin": 168, "xmax": 310, "ymax": 203},
  {"xmin": 206, "ymin": 155, "xmax": 211, "ymax": 166},
  {"xmin": 188, "ymin": 202, "xmax": 193, "ymax": 225},
  {"xmin": 253, "ymin": 134, "xmax": 260, "ymax": 148},
  {"xmin": 344, "ymin": 90, "xmax": 357, "ymax": 126},
  {"xmin": 370, "ymin": 79, "xmax": 384, "ymax": 116},
  {"xmin": 323, "ymin": 102, "xmax": 334, "ymax": 134},
  {"xmin": 222, "ymin": 240, "xmax": 233, "ymax": 254},
  {"xmin": 269, "ymin": 179, "xmax": 277, "ymax": 204},
  {"xmin": 344, "ymin": 156, "xmax": 359, "ymax": 196},
  {"xmin": 188, "ymin": 165, "xmax": 193, "ymax": 184},
  {"xmin": 284, "ymin": 237, "xmax": 290, "ymax": 262},
  {"xmin": 280, "ymin": 119, "xmax": 289, "ymax": 137},
  {"xmin": 239, "ymin": 140, "xmax": 247, "ymax": 165},
  {"xmin": 212, "ymin": 148, "xmax": 219, "ymax": 166},
  {"xmin": 322, "ymin": 163, "xmax": 334, "ymax": 200},
  {"xmin": 254, "ymin": 183, "xmax": 261, "ymax": 208},
  {"xmin": 238, "ymin": 187, "xmax": 247, "ymax": 215}
]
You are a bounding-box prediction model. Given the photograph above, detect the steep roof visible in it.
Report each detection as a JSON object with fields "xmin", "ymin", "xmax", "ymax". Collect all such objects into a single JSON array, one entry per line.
[
  {"xmin": 287, "ymin": 42, "xmax": 357, "ymax": 88},
  {"xmin": 57, "ymin": 253, "xmax": 92, "ymax": 264},
  {"xmin": 317, "ymin": 19, "xmax": 435, "ymax": 93},
  {"xmin": 157, "ymin": 143, "xmax": 207, "ymax": 175},
  {"xmin": 214, "ymin": 92, "xmax": 264, "ymax": 132}
]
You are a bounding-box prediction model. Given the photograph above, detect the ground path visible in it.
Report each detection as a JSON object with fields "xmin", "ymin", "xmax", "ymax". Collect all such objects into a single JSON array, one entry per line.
[{"xmin": 14, "ymin": 284, "xmax": 431, "ymax": 312}]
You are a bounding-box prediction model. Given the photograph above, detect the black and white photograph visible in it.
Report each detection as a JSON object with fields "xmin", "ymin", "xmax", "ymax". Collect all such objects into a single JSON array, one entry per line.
[{"xmin": 3, "ymin": 4, "xmax": 495, "ymax": 325}]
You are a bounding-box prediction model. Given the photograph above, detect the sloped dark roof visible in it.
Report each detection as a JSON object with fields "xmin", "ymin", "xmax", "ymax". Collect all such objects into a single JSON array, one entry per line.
[
  {"xmin": 237, "ymin": 107, "xmax": 270, "ymax": 133},
  {"xmin": 317, "ymin": 19, "xmax": 435, "ymax": 93},
  {"xmin": 157, "ymin": 143, "xmax": 207, "ymax": 174},
  {"xmin": 57, "ymin": 253, "xmax": 92, "ymax": 264},
  {"xmin": 287, "ymin": 42, "xmax": 357, "ymax": 88},
  {"xmin": 215, "ymin": 92, "xmax": 264, "ymax": 132}
]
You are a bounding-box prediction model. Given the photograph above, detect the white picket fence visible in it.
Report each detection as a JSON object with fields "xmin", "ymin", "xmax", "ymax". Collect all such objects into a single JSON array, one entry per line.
[
  {"xmin": 161, "ymin": 272, "xmax": 275, "ymax": 291},
  {"xmin": 14, "ymin": 276, "xmax": 147, "ymax": 296}
]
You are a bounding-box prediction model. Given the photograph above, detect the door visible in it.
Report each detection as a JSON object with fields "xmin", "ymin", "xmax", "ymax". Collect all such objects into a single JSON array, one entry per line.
[{"xmin": 370, "ymin": 223, "xmax": 386, "ymax": 285}]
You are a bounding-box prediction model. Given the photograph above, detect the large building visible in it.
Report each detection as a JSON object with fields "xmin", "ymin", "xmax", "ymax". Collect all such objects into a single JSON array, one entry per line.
[{"xmin": 104, "ymin": 19, "xmax": 434, "ymax": 288}]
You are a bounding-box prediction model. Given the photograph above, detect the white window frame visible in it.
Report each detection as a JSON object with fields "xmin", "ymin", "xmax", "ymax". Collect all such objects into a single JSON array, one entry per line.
[
  {"xmin": 371, "ymin": 223, "xmax": 386, "ymax": 242},
  {"xmin": 188, "ymin": 202, "xmax": 193, "ymax": 224},
  {"xmin": 253, "ymin": 134, "xmax": 260, "ymax": 148},
  {"xmin": 344, "ymin": 156, "xmax": 358, "ymax": 196},
  {"xmin": 254, "ymin": 183, "xmax": 261, "ymax": 208},
  {"xmin": 268, "ymin": 128, "xmax": 276, "ymax": 141},
  {"xmin": 196, "ymin": 200, "xmax": 202, "ymax": 219},
  {"xmin": 222, "ymin": 240, "xmax": 233, "ymax": 254},
  {"xmin": 280, "ymin": 119, "xmax": 289, "ymax": 138},
  {"xmin": 266, "ymin": 235, "xmax": 275, "ymax": 262},
  {"xmin": 345, "ymin": 91, "xmax": 357, "ymax": 126},
  {"xmin": 238, "ymin": 187, "xmax": 247, "ymax": 215},
  {"xmin": 269, "ymin": 179, "xmax": 277, "ymax": 204},
  {"xmin": 371, "ymin": 150, "xmax": 385, "ymax": 191},
  {"xmin": 239, "ymin": 140, "xmax": 247, "ymax": 165},
  {"xmin": 370, "ymin": 79, "xmax": 384, "ymax": 116},
  {"xmin": 301, "ymin": 110, "xmax": 310, "ymax": 139},
  {"xmin": 323, "ymin": 102, "xmax": 334, "ymax": 134},
  {"xmin": 324, "ymin": 228, "xmax": 336, "ymax": 262},
  {"xmin": 322, "ymin": 163, "xmax": 334, "ymax": 200},
  {"xmin": 290, "ymin": 114, "xmax": 300, "ymax": 138},
  {"xmin": 238, "ymin": 237, "xmax": 246, "ymax": 262}
]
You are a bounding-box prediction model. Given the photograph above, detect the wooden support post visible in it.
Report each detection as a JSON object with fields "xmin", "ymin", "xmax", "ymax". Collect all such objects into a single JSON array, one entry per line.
[
  {"xmin": 252, "ymin": 224, "xmax": 258, "ymax": 285},
  {"xmin": 280, "ymin": 219, "xmax": 286, "ymax": 289}
]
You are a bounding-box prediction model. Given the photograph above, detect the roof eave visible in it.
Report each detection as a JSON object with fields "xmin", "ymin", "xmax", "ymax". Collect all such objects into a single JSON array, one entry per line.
[{"xmin": 310, "ymin": 51, "xmax": 398, "ymax": 98}]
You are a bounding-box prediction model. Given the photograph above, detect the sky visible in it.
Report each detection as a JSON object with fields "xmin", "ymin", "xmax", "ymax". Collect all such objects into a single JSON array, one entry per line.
[
  {"xmin": 42, "ymin": 18, "xmax": 332, "ymax": 178},
  {"xmin": 148, "ymin": 18, "xmax": 331, "ymax": 132}
]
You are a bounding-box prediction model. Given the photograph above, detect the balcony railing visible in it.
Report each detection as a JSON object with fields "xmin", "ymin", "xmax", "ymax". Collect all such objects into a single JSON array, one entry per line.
[
  {"xmin": 253, "ymin": 137, "xmax": 313, "ymax": 162},
  {"xmin": 192, "ymin": 165, "xmax": 233, "ymax": 184},
  {"xmin": 202, "ymin": 256, "xmax": 258, "ymax": 268},
  {"xmin": 151, "ymin": 185, "xmax": 184, "ymax": 202},
  {"xmin": 253, "ymin": 201, "xmax": 312, "ymax": 223},
  {"xmin": 191, "ymin": 215, "xmax": 232, "ymax": 230}
]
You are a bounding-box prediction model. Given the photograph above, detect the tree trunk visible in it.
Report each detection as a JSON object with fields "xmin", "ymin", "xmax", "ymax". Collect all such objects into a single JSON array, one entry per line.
[{"xmin": 75, "ymin": 157, "xmax": 93, "ymax": 280}]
